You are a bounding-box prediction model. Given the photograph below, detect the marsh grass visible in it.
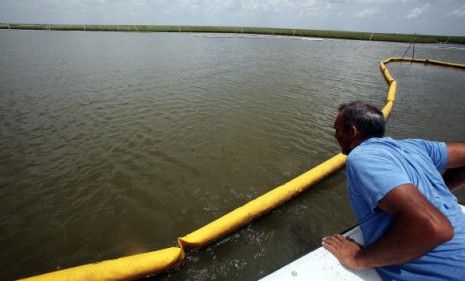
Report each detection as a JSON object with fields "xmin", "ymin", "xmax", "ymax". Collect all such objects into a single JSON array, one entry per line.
[{"xmin": 1, "ymin": 23, "xmax": 464, "ymax": 44}]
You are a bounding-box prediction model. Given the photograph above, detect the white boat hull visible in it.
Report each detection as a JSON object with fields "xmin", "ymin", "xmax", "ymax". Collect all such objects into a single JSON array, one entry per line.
[{"xmin": 261, "ymin": 204, "xmax": 465, "ymax": 281}]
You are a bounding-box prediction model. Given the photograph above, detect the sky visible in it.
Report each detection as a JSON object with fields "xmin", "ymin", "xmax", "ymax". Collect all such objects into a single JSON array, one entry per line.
[{"xmin": 1, "ymin": 0, "xmax": 465, "ymax": 36}]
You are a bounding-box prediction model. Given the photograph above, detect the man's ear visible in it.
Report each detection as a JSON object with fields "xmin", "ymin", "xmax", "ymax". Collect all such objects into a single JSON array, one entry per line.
[
  {"xmin": 350, "ymin": 125, "xmax": 360, "ymax": 139},
  {"xmin": 350, "ymin": 125, "xmax": 362, "ymax": 145},
  {"xmin": 350, "ymin": 125, "xmax": 362, "ymax": 149}
]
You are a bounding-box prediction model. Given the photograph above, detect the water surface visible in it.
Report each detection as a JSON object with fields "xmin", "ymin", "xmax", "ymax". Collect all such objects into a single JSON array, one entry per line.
[{"xmin": 0, "ymin": 30, "xmax": 464, "ymax": 280}]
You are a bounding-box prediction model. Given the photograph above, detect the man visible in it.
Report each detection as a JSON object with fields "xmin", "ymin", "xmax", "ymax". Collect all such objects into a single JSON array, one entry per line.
[{"xmin": 322, "ymin": 102, "xmax": 465, "ymax": 280}]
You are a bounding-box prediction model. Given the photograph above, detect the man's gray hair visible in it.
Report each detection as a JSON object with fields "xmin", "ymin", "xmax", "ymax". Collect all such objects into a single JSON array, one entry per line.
[{"xmin": 338, "ymin": 102, "xmax": 385, "ymax": 140}]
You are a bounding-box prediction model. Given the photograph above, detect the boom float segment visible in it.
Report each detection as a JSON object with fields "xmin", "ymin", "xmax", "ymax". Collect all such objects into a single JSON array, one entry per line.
[
  {"xmin": 386, "ymin": 81, "xmax": 397, "ymax": 102},
  {"xmin": 178, "ymin": 153, "xmax": 347, "ymax": 249},
  {"xmin": 22, "ymin": 57, "xmax": 465, "ymax": 280},
  {"xmin": 382, "ymin": 68, "xmax": 395, "ymax": 84},
  {"xmin": 20, "ymin": 247, "xmax": 184, "ymax": 281},
  {"xmin": 381, "ymin": 100, "xmax": 394, "ymax": 119}
]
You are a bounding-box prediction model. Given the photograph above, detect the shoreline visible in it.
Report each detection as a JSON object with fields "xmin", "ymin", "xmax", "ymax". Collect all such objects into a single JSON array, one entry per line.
[{"xmin": 1, "ymin": 23, "xmax": 464, "ymax": 44}]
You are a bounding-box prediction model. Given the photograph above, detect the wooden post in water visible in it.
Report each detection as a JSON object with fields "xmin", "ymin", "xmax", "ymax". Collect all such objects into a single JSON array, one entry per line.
[{"xmin": 412, "ymin": 33, "xmax": 416, "ymax": 62}]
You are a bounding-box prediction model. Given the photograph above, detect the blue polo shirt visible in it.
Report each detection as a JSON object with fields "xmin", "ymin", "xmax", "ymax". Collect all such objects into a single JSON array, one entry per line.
[{"xmin": 346, "ymin": 137, "xmax": 465, "ymax": 281}]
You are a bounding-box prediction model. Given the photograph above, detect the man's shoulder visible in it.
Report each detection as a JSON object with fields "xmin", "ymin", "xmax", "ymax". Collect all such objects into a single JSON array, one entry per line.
[
  {"xmin": 349, "ymin": 137, "xmax": 429, "ymax": 157},
  {"xmin": 347, "ymin": 137, "xmax": 393, "ymax": 162},
  {"xmin": 348, "ymin": 137, "xmax": 446, "ymax": 169}
]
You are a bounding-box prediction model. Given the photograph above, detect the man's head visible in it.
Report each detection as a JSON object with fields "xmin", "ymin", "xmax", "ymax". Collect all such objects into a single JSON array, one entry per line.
[{"xmin": 334, "ymin": 102, "xmax": 385, "ymax": 155}]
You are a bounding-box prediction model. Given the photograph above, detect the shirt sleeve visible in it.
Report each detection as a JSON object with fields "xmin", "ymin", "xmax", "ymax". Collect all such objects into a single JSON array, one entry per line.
[
  {"xmin": 408, "ymin": 139, "xmax": 448, "ymax": 171},
  {"xmin": 347, "ymin": 149, "xmax": 412, "ymax": 211}
]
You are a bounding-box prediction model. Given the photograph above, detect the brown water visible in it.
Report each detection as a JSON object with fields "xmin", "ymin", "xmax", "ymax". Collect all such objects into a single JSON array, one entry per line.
[{"xmin": 0, "ymin": 30, "xmax": 464, "ymax": 280}]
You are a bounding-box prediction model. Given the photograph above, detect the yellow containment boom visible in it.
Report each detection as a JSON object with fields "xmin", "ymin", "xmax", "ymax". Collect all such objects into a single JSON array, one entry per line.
[
  {"xmin": 21, "ymin": 57, "xmax": 465, "ymax": 280},
  {"xmin": 21, "ymin": 247, "xmax": 184, "ymax": 281},
  {"xmin": 178, "ymin": 153, "xmax": 347, "ymax": 249}
]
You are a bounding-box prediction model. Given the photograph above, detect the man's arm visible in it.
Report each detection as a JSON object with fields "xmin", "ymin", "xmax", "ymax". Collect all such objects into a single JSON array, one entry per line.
[
  {"xmin": 443, "ymin": 142, "xmax": 465, "ymax": 191},
  {"xmin": 322, "ymin": 183, "xmax": 453, "ymax": 270},
  {"xmin": 443, "ymin": 168, "xmax": 465, "ymax": 191},
  {"xmin": 446, "ymin": 142, "xmax": 465, "ymax": 169}
]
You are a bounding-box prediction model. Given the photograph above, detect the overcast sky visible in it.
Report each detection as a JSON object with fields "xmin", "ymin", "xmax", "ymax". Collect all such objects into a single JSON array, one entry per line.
[{"xmin": 1, "ymin": 0, "xmax": 464, "ymax": 36}]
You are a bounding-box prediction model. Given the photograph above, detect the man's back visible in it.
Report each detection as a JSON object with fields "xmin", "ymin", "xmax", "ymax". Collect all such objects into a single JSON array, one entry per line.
[{"xmin": 346, "ymin": 137, "xmax": 465, "ymax": 280}]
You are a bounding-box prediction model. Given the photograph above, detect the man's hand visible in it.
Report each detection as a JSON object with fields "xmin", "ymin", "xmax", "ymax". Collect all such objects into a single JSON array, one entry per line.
[
  {"xmin": 322, "ymin": 234, "xmax": 365, "ymax": 270},
  {"xmin": 322, "ymin": 184, "xmax": 453, "ymax": 271}
]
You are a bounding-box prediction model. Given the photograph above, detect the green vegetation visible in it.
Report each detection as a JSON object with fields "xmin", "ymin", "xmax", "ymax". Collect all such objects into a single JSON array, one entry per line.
[{"xmin": 1, "ymin": 23, "xmax": 464, "ymax": 44}]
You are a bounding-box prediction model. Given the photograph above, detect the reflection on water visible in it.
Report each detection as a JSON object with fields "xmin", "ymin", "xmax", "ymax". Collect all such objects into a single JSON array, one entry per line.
[{"xmin": 0, "ymin": 30, "xmax": 464, "ymax": 280}]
